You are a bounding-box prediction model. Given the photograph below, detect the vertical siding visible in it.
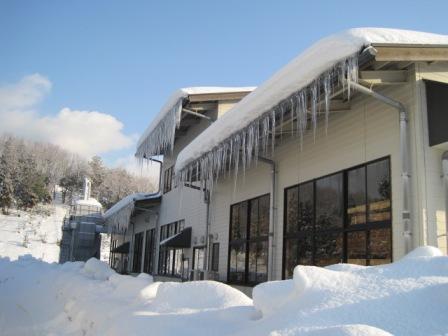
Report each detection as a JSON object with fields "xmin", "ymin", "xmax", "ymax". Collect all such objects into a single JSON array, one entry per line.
[
  {"xmin": 414, "ymin": 62, "xmax": 448, "ymax": 254},
  {"xmin": 211, "ymin": 82, "xmax": 418, "ymax": 281}
]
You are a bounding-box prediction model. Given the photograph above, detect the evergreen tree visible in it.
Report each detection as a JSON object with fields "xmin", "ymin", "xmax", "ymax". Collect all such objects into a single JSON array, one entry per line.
[
  {"xmin": 0, "ymin": 139, "xmax": 15, "ymax": 214},
  {"xmin": 89, "ymin": 155, "xmax": 106, "ymax": 198}
]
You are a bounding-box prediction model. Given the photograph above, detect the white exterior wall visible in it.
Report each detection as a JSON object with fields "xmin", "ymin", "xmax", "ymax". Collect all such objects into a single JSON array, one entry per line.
[
  {"xmin": 413, "ymin": 62, "xmax": 448, "ymax": 254},
  {"xmin": 210, "ymin": 80, "xmax": 424, "ymax": 282},
  {"xmin": 158, "ymin": 100, "xmax": 242, "ymax": 271}
]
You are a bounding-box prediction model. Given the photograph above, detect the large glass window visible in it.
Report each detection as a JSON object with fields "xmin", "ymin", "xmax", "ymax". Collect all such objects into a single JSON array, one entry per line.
[
  {"xmin": 193, "ymin": 247, "xmax": 205, "ymax": 270},
  {"xmin": 211, "ymin": 243, "xmax": 220, "ymax": 272},
  {"xmin": 132, "ymin": 232, "xmax": 144, "ymax": 273},
  {"xmin": 158, "ymin": 220, "xmax": 185, "ymax": 277},
  {"xmin": 143, "ymin": 229, "xmax": 155, "ymax": 274},
  {"xmin": 228, "ymin": 194, "xmax": 269, "ymax": 285},
  {"xmin": 163, "ymin": 166, "xmax": 174, "ymax": 194},
  {"xmin": 283, "ymin": 157, "xmax": 392, "ymax": 279}
]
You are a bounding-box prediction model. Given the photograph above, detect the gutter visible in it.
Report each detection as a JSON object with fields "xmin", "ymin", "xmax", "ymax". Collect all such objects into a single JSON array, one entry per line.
[
  {"xmin": 348, "ymin": 81, "xmax": 413, "ymax": 254},
  {"xmin": 442, "ymin": 152, "xmax": 448, "ymax": 251},
  {"xmin": 259, "ymin": 156, "xmax": 277, "ymax": 281}
]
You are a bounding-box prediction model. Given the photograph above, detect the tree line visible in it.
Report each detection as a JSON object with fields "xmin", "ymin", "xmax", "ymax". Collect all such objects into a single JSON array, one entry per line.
[{"xmin": 0, "ymin": 135, "xmax": 156, "ymax": 214}]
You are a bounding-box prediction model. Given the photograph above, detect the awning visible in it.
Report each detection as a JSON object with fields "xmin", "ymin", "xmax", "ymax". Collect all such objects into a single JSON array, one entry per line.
[
  {"xmin": 160, "ymin": 227, "xmax": 192, "ymax": 248},
  {"xmin": 111, "ymin": 242, "xmax": 130, "ymax": 254}
]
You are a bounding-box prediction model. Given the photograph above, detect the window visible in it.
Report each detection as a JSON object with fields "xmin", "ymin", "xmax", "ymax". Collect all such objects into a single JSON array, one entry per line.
[
  {"xmin": 193, "ymin": 247, "xmax": 205, "ymax": 270},
  {"xmin": 143, "ymin": 229, "xmax": 155, "ymax": 274},
  {"xmin": 158, "ymin": 220, "xmax": 185, "ymax": 277},
  {"xmin": 132, "ymin": 232, "xmax": 144, "ymax": 273},
  {"xmin": 211, "ymin": 243, "xmax": 220, "ymax": 272},
  {"xmin": 163, "ymin": 165, "xmax": 174, "ymax": 193},
  {"xmin": 228, "ymin": 194, "xmax": 269, "ymax": 285},
  {"xmin": 283, "ymin": 157, "xmax": 392, "ymax": 279}
]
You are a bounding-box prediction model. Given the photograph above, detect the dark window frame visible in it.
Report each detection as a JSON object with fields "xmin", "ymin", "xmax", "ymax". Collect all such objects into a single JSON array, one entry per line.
[
  {"xmin": 211, "ymin": 242, "xmax": 220, "ymax": 272},
  {"xmin": 227, "ymin": 193, "xmax": 270, "ymax": 286},
  {"xmin": 282, "ymin": 156, "xmax": 393, "ymax": 279},
  {"xmin": 132, "ymin": 232, "xmax": 144, "ymax": 273},
  {"xmin": 158, "ymin": 219, "xmax": 186, "ymax": 277},
  {"xmin": 143, "ymin": 228, "xmax": 156, "ymax": 274},
  {"xmin": 163, "ymin": 165, "xmax": 174, "ymax": 194},
  {"xmin": 192, "ymin": 246, "xmax": 205, "ymax": 270}
]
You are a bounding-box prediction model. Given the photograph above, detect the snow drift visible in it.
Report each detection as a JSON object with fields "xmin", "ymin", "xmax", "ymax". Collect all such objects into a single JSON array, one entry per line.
[{"xmin": 1, "ymin": 247, "xmax": 448, "ymax": 335}]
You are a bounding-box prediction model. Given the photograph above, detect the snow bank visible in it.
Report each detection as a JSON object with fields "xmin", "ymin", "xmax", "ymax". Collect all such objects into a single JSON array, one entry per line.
[
  {"xmin": 175, "ymin": 28, "xmax": 448, "ymax": 180},
  {"xmin": 250, "ymin": 246, "xmax": 448, "ymax": 335},
  {"xmin": 82, "ymin": 257, "xmax": 115, "ymax": 280},
  {"xmin": 152, "ymin": 281, "xmax": 252, "ymax": 312},
  {"xmin": 1, "ymin": 247, "xmax": 448, "ymax": 335}
]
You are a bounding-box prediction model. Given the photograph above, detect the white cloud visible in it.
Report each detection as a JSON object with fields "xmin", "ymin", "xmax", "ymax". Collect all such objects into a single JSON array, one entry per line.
[
  {"xmin": 0, "ymin": 74, "xmax": 135, "ymax": 158},
  {"xmin": 113, "ymin": 154, "xmax": 161, "ymax": 181}
]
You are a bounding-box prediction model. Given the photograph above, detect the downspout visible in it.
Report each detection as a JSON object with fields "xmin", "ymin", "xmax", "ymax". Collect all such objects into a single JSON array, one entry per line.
[
  {"xmin": 259, "ymin": 157, "xmax": 277, "ymax": 281},
  {"xmin": 148, "ymin": 157, "xmax": 163, "ymax": 194},
  {"xmin": 204, "ymin": 190, "xmax": 211, "ymax": 276},
  {"xmin": 442, "ymin": 152, "xmax": 448, "ymax": 252},
  {"xmin": 147, "ymin": 157, "xmax": 162, "ymax": 275},
  {"xmin": 349, "ymin": 81, "xmax": 413, "ymax": 254}
]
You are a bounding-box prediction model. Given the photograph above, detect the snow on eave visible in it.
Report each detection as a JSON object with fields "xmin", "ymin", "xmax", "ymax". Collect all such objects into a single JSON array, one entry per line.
[
  {"xmin": 76, "ymin": 198, "xmax": 102, "ymax": 208},
  {"xmin": 103, "ymin": 192, "xmax": 160, "ymax": 232},
  {"xmin": 135, "ymin": 87, "xmax": 255, "ymax": 159},
  {"xmin": 174, "ymin": 28, "xmax": 448, "ymax": 176}
]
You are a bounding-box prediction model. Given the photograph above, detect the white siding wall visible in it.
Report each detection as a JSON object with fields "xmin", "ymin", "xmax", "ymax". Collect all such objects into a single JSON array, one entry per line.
[
  {"xmin": 414, "ymin": 62, "xmax": 448, "ymax": 254},
  {"xmin": 158, "ymin": 100, "xmax": 242, "ymax": 271},
  {"xmin": 211, "ymin": 81, "xmax": 421, "ymax": 281}
]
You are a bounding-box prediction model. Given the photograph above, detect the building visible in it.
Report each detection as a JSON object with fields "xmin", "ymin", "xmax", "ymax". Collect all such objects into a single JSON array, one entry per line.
[
  {"xmin": 169, "ymin": 28, "xmax": 448, "ymax": 293},
  {"xmin": 59, "ymin": 178, "xmax": 105, "ymax": 263},
  {"xmin": 112, "ymin": 28, "xmax": 448, "ymax": 295},
  {"xmin": 105, "ymin": 87, "xmax": 254, "ymax": 278}
]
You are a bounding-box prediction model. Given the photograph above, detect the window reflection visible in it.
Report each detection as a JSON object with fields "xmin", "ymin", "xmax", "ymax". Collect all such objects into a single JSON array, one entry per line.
[
  {"xmin": 283, "ymin": 158, "xmax": 392, "ymax": 279},
  {"xmin": 316, "ymin": 173, "xmax": 343, "ymax": 231}
]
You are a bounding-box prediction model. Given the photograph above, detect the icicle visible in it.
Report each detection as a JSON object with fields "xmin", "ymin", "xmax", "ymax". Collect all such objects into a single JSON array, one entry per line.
[
  {"xmin": 310, "ymin": 82, "xmax": 318, "ymax": 141},
  {"xmin": 290, "ymin": 98, "xmax": 295, "ymax": 136},
  {"xmin": 175, "ymin": 54, "xmax": 360, "ymax": 195},
  {"xmin": 323, "ymin": 72, "xmax": 331, "ymax": 134},
  {"xmin": 271, "ymin": 109, "xmax": 276, "ymax": 157},
  {"xmin": 280, "ymin": 105, "xmax": 284, "ymax": 142}
]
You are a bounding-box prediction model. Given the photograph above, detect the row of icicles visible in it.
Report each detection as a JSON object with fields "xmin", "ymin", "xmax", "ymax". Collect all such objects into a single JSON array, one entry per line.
[{"xmin": 139, "ymin": 53, "xmax": 359, "ymax": 195}]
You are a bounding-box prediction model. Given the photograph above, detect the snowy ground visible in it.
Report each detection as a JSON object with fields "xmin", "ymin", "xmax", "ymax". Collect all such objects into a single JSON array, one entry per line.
[
  {"xmin": 0, "ymin": 200, "xmax": 68, "ymax": 262},
  {"xmin": 1, "ymin": 246, "xmax": 447, "ymax": 336}
]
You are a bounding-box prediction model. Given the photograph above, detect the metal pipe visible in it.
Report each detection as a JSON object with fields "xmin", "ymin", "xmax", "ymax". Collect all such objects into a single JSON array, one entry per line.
[
  {"xmin": 349, "ymin": 81, "xmax": 413, "ymax": 253},
  {"xmin": 442, "ymin": 151, "xmax": 448, "ymax": 251},
  {"xmin": 147, "ymin": 157, "xmax": 163, "ymax": 194},
  {"xmin": 259, "ymin": 156, "xmax": 277, "ymax": 281},
  {"xmin": 203, "ymin": 190, "xmax": 211, "ymax": 275},
  {"xmin": 182, "ymin": 108, "xmax": 214, "ymax": 121}
]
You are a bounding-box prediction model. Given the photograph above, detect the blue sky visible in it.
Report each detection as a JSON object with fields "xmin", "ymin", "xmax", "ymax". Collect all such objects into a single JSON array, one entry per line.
[{"xmin": 1, "ymin": 0, "xmax": 448, "ymax": 169}]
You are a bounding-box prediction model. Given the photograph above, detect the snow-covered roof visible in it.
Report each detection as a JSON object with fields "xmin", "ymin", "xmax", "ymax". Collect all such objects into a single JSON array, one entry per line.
[
  {"xmin": 75, "ymin": 198, "xmax": 102, "ymax": 208},
  {"xmin": 103, "ymin": 192, "xmax": 160, "ymax": 231},
  {"xmin": 135, "ymin": 87, "xmax": 255, "ymax": 159},
  {"xmin": 174, "ymin": 28, "xmax": 448, "ymax": 179}
]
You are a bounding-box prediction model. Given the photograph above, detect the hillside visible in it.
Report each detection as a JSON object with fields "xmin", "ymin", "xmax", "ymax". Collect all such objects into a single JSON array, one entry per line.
[{"xmin": 0, "ymin": 194, "xmax": 68, "ymax": 262}]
